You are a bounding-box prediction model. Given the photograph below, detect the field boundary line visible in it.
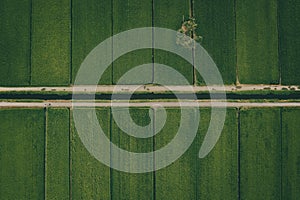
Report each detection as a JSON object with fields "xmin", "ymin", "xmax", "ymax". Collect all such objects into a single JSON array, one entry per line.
[
  {"xmin": 152, "ymin": 107, "xmax": 156, "ymax": 200},
  {"xmin": 237, "ymin": 108, "xmax": 241, "ymax": 200},
  {"xmin": 29, "ymin": 0, "xmax": 33, "ymax": 85},
  {"xmin": 111, "ymin": 0, "xmax": 114, "ymax": 85},
  {"xmin": 234, "ymin": 0, "xmax": 239, "ymax": 85},
  {"xmin": 109, "ymin": 107, "xmax": 113, "ymax": 200},
  {"xmin": 69, "ymin": 0, "xmax": 73, "ymax": 85},
  {"xmin": 44, "ymin": 108, "xmax": 48, "ymax": 200},
  {"xmin": 68, "ymin": 108, "xmax": 72, "ymax": 200},
  {"xmin": 280, "ymin": 108, "xmax": 283, "ymax": 200},
  {"xmin": 151, "ymin": 0, "xmax": 155, "ymax": 84},
  {"xmin": 277, "ymin": 0, "xmax": 282, "ymax": 85}
]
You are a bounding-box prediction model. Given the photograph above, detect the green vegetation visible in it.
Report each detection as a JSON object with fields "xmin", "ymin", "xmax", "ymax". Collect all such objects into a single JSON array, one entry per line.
[
  {"xmin": 0, "ymin": 0, "xmax": 30, "ymax": 86},
  {"xmin": 196, "ymin": 108, "xmax": 238, "ymax": 199},
  {"xmin": 1, "ymin": 0, "xmax": 300, "ymax": 198},
  {"xmin": 236, "ymin": 0, "xmax": 279, "ymax": 84},
  {"xmin": 155, "ymin": 108, "xmax": 197, "ymax": 199},
  {"xmin": 0, "ymin": 107, "xmax": 299, "ymax": 198},
  {"xmin": 240, "ymin": 108, "xmax": 281, "ymax": 199},
  {"xmin": 282, "ymin": 108, "xmax": 300, "ymax": 199},
  {"xmin": 72, "ymin": 0, "xmax": 112, "ymax": 84},
  {"xmin": 111, "ymin": 108, "xmax": 154, "ymax": 199},
  {"xmin": 111, "ymin": 108, "xmax": 153, "ymax": 153},
  {"xmin": 112, "ymin": 50, "xmax": 153, "ymax": 85},
  {"xmin": 71, "ymin": 108, "xmax": 111, "ymax": 199},
  {"xmin": 1, "ymin": 1, "xmax": 300, "ymax": 86},
  {"xmin": 194, "ymin": 0, "xmax": 236, "ymax": 85},
  {"xmin": 279, "ymin": 0, "xmax": 300, "ymax": 85},
  {"xmin": 154, "ymin": 0, "xmax": 193, "ymax": 85},
  {"xmin": 31, "ymin": 0, "xmax": 70, "ymax": 86},
  {"xmin": 112, "ymin": 0, "xmax": 152, "ymax": 85},
  {"xmin": 154, "ymin": 108, "xmax": 238, "ymax": 199},
  {"xmin": 0, "ymin": 108, "xmax": 45, "ymax": 199},
  {"xmin": 176, "ymin": 17, "xmax": 202, "ymax": 48},
  {"xmin": 46, "ymin": 108, "xmax": 70, "ymax": 199}
]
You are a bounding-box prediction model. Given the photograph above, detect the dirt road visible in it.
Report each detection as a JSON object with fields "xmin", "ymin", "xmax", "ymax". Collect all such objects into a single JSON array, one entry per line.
[
  {"xmin": 0, "ymin": 84, "xmax": 299, "ymax": 93},
  {"xmin": 1, "ymin": 101, "xmax": 300, "ymax": 108}
]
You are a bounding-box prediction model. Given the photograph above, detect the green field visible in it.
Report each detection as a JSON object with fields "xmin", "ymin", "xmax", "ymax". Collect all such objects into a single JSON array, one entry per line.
[
  {"xmin": 1, "ymin": 0, "xmax": 300, "ymax": 198},
  {"xmin": 0, "ymin": 107, "xmax": 300, "ymax": 198},
  {"xmin": 240, "ymin": 108, "xmax": 281, "ymax": 199},
  {"xmin": 46, "ymin": 108, "xmax": 70, "ymax": 199},
  {"xmin": 154, "ymin": 0, "xmax": 194, "ymax": 85},
  {"xmin": 282, "ymin": 108, "xmax": 300, "ymax": 199},
  {"xmin": 196, "ymin": 108, "xmax": 238, "ymax": 199},
  {"xmin": 72, "ymin": 0, "xmax": 112, "ymax": 85},
  {"xmin": 70, "ymin": 108, "xmax": 111, "ymax": 199},
  {"xmin": 0, "ymin": 109, "xmax": 45, "ymax": 199},
  {"xmin": 31, "ymin": 0, "xmax": 71, "ymax": 86},
  {"xmin": 194, "ymin": 0, "xmax": 236, "ymax": 85},
  {"xmin": 236, "ymin": 0, "xmax": 279, "ymax": 84},
  {"xmin": 112, "ymin": 0, "xmax": 152, "ymax": 84},
  {"xmin": 1, "ymin": 1, "xmax": 300, "ymax": 85},
  {"xmin": 111, "ymin": 108, "xmax": 154, "ymax": 199},
  {"xmin": 154, "ymin": 108, "xmax": 190, "ymax": 199},
  {"xmin": 0, "ymin": 0, "xmax": 31, "ymax": 86},
  {"xmin": 154, "ymin": 108, "xmax": 238, "ymax": 199},
  {"xmin": 279, "ymin": 0, "xmax": 300, "ymax": 85}
]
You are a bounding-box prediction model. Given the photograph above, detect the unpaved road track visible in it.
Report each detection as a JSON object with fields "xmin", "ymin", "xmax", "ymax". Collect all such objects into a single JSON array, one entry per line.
[
  {"xmin": 1, "ymin": 101, "xmax": 300, "ymax": 108},
  {"xmin": 1, "ymin": 85, "xmax": 299, "ymax": 108},
  {"xmin": 0, "ymin": 84, "xmax": 299, "ymax": 93}
]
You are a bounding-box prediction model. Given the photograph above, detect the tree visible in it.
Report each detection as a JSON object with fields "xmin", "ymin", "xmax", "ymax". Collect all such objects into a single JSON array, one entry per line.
[{"xmin": 176, "ymin": 16, "xmax": 202, "ymax": 49}]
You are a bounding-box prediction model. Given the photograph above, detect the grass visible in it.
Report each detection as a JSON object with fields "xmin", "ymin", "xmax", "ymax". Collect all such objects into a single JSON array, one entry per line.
[
  {"xmin": 31, "ymin": 0, "xmax": 70, "ymax": 86},
  {"xmin": 194, "ymin": 0, "xmax": 236, "ymax": 85},
  {"xmin": 0, "ymin": 0, "xmax": 30, "ymax": 86},
  {"xmin": 281, "ymin": 108, "xmax": 300, "ymax": 199},
  {"xmin": 279, "ymin": 0, "xmax": 300, "ymax": 85},
  {"xmin": 70, "ymin": 108, "xmax": 111, "ymax": 199},
  {"xmin": 236, "ymin": 0, "xmax": 279, "ymax": 84},
  {"xmin": 239, "ymin": 108, "xmax": 281, "ymax": 199},
  {"xmin": 72, "ymin": 0, "xmax": 112, "ymax": 85},
  {"xmin": 153, "ymin": 0, "xmax": 193, "ymax": 85},
  {"xmin": 112, "ymin": 0, "xmax": 152, "ymax": 84},
  {"xmin": 111, "ymin": 107, "xmax": 154, "ymax": 199},
  {"xmin": 46, "ymin": 108, "xmax": 70, "ymax": 199},
  {"xmin": 0, "ymin": 108, "xmax": 45, "ymax": 199}
]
